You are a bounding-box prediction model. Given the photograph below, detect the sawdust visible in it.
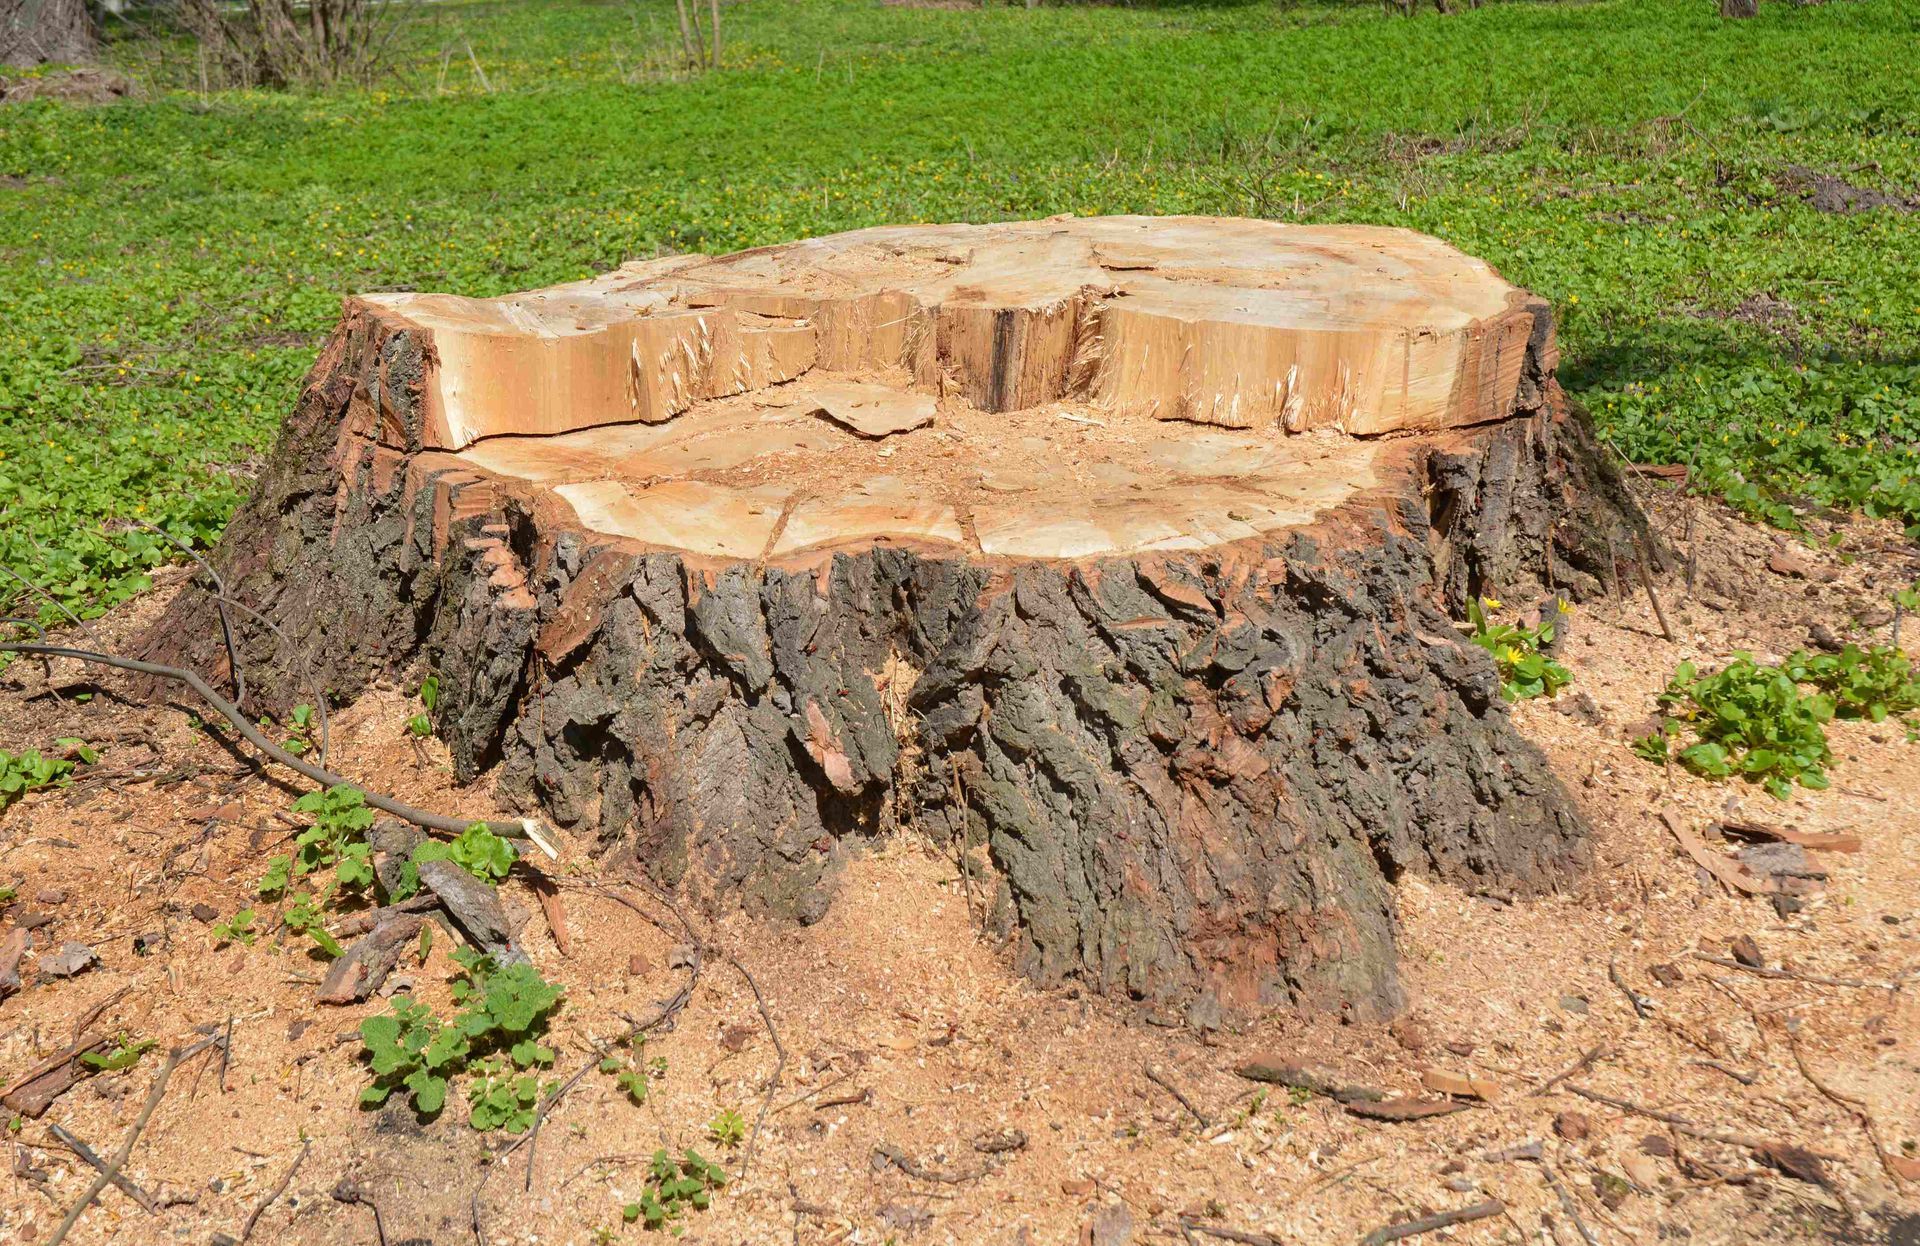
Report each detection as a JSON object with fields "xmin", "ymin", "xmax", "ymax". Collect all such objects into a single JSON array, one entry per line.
[{"xmin": 2, "ymin": 498, "xmax": 1918, "ymax": 1246}]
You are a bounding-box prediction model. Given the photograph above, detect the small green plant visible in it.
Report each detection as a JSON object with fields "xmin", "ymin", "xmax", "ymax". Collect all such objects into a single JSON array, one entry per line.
[
  {"xmin": 406, "ymin": 675, "xmax": 441, "ymax": 739},
  {"xmin": 81, "ymin": 1034, "xmax": 155, "ymax": 1072},
  {"xmin": 0, "ymin": 747, "xmax": 81, "ymax": 813},
  {"xmin": 1782, "ymin": 644, "xmax": 1920, "ymax": 724},
  {"xmin": 357, "ymin": 948, "xmax": 562, "ymax": 1126},
  {"xmin": 262, "ymin": 785, "xmax": 376, "ymax": 901},
  {"xmin": 282, "ymin": 703, "xmax": 317, "ymax": 756},
  {"xmin": 1654, "ymin": 655, "xmax": 1834, "ymax": 798},
  {"xmin": 706, "ymin": 1107, "xmax": 747, "ymax": 1150},
  {"xmin": 212, "ymin": 907, "xmax": 258, "ymax": 947},
  {"xmin": 415, "ymin": 823, "xmax": 518, "ymax": 883},
  {"xmin": 600, "ymin": 1036, "xmax": 666, "ymax": 1105},
  {"xmin": 1466, "ymin": 597, "xmax": 1572, "ymax": 701},
  {"xmin": 623, "ymin": 1148, "xmax": 728, "ymax": 1232},
  {"xmin": 283, "ymin": 891, "xmax": 345, "ymax": 958}
]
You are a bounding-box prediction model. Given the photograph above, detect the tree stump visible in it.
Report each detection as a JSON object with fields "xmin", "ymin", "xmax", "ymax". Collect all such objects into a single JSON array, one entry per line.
[{"xmin": 142, "ymin": 216, "xmax": 1653, "ymax": 1021}]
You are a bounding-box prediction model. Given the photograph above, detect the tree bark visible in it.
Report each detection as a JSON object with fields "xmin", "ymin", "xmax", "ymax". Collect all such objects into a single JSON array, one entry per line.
[
  {"xmin": 139, "ymin": 218, "xmax": 1655, "ymax": 1023},
  {"xmin": 1718, "ymin": 0, "xmax": 1758, "ymax": 16},
  {"xmin": 1, "ymin": 0, "xmax": 94, "ymax": 67}
]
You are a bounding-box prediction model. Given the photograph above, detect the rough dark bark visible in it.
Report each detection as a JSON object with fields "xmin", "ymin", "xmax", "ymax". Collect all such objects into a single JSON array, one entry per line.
[
  {"xmin": 1, "ymin": 0, "xmax": 94, "ymax": 67},
  {"xmin": 141, "ymin": 301, "xmax": 1655, "ymax": 1024}
]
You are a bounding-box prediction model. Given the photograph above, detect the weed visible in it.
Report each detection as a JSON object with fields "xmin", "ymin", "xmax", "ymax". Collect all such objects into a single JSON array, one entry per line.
[
  {"xmin": 282, "ymin": 703, "xmax": 317, "ymax": 756},
  {"xmin": 406, "ymin": 675, "xmax": 440, "ymax": 739},
  {"xmin": 600, "ymin": 1037, "xmax": 666, "ymax": 1106},
  {"xmin": 81, "ymin": 1034, "xmax": 156, "ymax": 1072},
  {"xmin": 623, "ymin": 1148, "xmax": 728, "ymax": 1231},
  {"xmin": 357, "ymin": 948, "xmax": 561, "ymax": 1126},
  {"xmin": 0, "ymin": 745, "xmax": 89, "ymax": 814},
  {"xmin": 1654, "ymin": 655, "xmax": 1834, "ymax": 797},
  {"xmin": 1782, "ymin": 644, "xmax": 1920, "ymax": 723},
  {"xmin": 1467, "ymin": 597, "xmax": 1572, "ymax": 701},
  {"xmin": 211, "ymin": 907, "xmax": 258, "ymax": 947},
  {"xmin": 262, "ymin": 785, "xmax": 376, "ymax": 902},
  {"xmin": 706, "ymin": 1107, "xmax": 747, "ymax": 1150}
]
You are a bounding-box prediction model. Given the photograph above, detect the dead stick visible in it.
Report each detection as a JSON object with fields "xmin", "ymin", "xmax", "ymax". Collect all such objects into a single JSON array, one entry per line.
[
  {"xmin": 1360, "ymin": 1198, "xmax": 1505, "ymax": 1246},
  {"xmin": 45, "ymin": 1035, "xmax": 219, "ymax": 1246},
  {"xmin": 238, "ymin": 1138, "xmax": 310, "ymax": 1242},
  {"xmin": 1527, "ymin": 1043, "xmax": 1608, "ymax": 1098},
  {"xmin": 729, "ymin": 949, "xmax": 787, "ymax": 1183},
  {"xmin": 1636, "ymin": 548, "xmax": 1674, "ymax": 642},
  {"xmin": 130, "ymin": 519, "xmax": 245, "ymax": 711},
  {"xmin": 0, "ymin": 643, "xmax": 539, "ymax": 846},
  {"xmin": 46, "ymin": 1123, "xmax": 159, "ymax": 1213},
  {"xmin": 1538, "ymin": 1160, "xmax": 1599, "ymax": 1246},
  {"xmin": 1689, "ymin": 953, "xmax": 1895, "ymax": 991},
  {"xmin": 1179, "ymin": 1221, "xmax": 1280, "ymax": 1246},
  {"xmin": 1609, "ymin": 957, "xmax": 1654, "ymax": 1019},
  {"xmin": 1144, "ymin": 1061, "xmax": 1211, "ymax": 1128},
  {"xmin": 1784, "ymin": 1024, "xmax": 1908, "ymax": 1186},
  {"xmin": 1565, "ymin": 1084, "xmax": 1838, "ymax": 1158}
]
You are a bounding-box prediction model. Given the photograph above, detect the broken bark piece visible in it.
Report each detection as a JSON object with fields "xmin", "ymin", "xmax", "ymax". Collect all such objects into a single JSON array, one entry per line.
[
  {"xmin": 1346, "ymin": 1097, "xmax": 1471, "ymax": 1122},
  {"xmin": 37, "ymin": 940, "xmax": 97, "ymax": 979},
  {"xmin": 318, "ymin": 914, "xmax": 425, "ymax": 1004},
  {"xmin": 0, "ymin": 1035, "xmax": 110, "ymax": 1118},
  {"xmin": 140, "ymin": 216, "xmax": 1656, "ymax": 1020},
  {"xmin": 1716, "ymin": 820, "xmax": 1861, "ymax": 853},
  {"xmin": 0, "ymin": 927, "xmax": 26, "ymax": 998},
  {"xmin": 1234, "ymin": 1056, "xmax": 1383, "ymax": 1103},
  {"xmin": 416, "ymin": 859, "xmax": 515, "ymax": 959}
]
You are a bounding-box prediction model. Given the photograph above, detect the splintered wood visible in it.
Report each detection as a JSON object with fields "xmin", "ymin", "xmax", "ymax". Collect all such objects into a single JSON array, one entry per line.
[{"xmin": 347, "ymin": 216, "xmax": 1551, "ymax": 563}]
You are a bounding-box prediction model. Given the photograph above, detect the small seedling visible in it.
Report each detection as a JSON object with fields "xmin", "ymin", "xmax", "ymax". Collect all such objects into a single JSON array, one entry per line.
[
  {"xmin": 212, "ymin": 907, "xmax": 258, "ymax": 947},
  {"xmin": 601, "ymin": 1039, "xmax": 666, "ymax": 1106},
  {"xmin": 1466, "ymin": 597, "xmax": 1572, "ymax": 701},
  {"xmin": 626, "ymin": 1148, "xmax": 727, "ymax": 1231},
  {"xmin": 0, "ymin": 747, "xmax": 81, "ymax": 813},
  {"xmin": 706, "ymin": 1107, "xmax": 747, "ymax": 1150},
  {"xmin": 283, "ymin": 703, "xmax": 317, "ymax": 756},
  {"xmin": 81, "ymin": 1034, "xmax": 155, "ymax": 1072},
  {"xmin": 466, "ymin": 1058, "xmax": 557, "ymax": 1133},
  {"xmin": 407, "ymin": 674, "xmax": 441, "ymax": 739}
]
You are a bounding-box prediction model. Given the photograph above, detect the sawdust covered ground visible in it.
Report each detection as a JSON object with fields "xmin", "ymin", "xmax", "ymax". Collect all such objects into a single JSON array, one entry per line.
[{"xmin": 2, "ymin": 495, "xmax": 1918, "ymax": 1246}]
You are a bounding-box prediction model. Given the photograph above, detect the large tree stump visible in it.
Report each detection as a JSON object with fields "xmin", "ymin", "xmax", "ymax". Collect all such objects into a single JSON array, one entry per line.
[{"xmin": 142, "ymin": 216, "xmax": 1653, "ymax": 1021}]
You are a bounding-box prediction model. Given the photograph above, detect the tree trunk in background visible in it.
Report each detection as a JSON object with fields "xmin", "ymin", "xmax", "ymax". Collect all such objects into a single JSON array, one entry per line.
[
  {"xmin": 1, "ymin": 0, "xmax": 95, "ymax": 67},
  {"xmin": 1718, "ymin": 0, "xmax": 1758, "ymax": 16}
]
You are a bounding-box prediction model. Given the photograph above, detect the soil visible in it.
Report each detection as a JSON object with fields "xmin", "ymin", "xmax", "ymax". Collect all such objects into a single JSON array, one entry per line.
[{"xmin": 3, "ymin": 489, "xmax": 1919, "ymax": 1246}]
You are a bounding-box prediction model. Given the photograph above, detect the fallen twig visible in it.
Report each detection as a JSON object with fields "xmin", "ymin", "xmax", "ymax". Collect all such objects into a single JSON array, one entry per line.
[
  {"xmin": 1145, "ymin": 1061, "xmax": 1212, "ymax": 1128},
  {"xmin": 1178, "ymin": 1219, "xmax": 1281, "ymax": 1246},
  {"xmin": 1689, "ymin": 953, "xmax": 1897, "ymax": 991},
  {"xmin": 1527, "ymin": 1043, "xmax": 1608, "ymax": 1097},
  {"xmin": 1784, "ymin": 1022, "xmax": 1908, "ymax": 1187},
  {"xmin": 129, "ymin": 519, "xmax": 246, "ymax": 713},
  {"xmin": 1566, "ymin": 1084, "xmax": 1838, "ymax": 1159},
  {"xmin": 872, "ymin": 1142, "xmax": 991, "ymax": 1185},
  {"xmin": 1360, "ymin": 1198, "xmax": 1505, "ymax": 1246},
  {"xmin": 0, "ymin": 642, "xmax": 542, "ymax": 846},
  {"xmin": 331, "ymin": 1181, "xmax": 389, "ymax": 1246},
  {"xmin": 1610, "ymin": 957, "xmax": 1654, "ymax": 1019},
  {"xmin": 238, "ymin": 1137, "xmax": 310, "ymax": 1242},
  {"xmin": 1538, "ymin": 1159, "xmax": 1600, "ymax": 1246},
  {"xmin": 45, "ymin": 1034, "xmax": 221, "ymax": 1246},
  {"xmin": 46, "ymin": 1123, "xmax": 159, "ymax": 1213},
  {"xmin": 727, "ymin": 949, "xmax": 787, "ymax": 1183}
]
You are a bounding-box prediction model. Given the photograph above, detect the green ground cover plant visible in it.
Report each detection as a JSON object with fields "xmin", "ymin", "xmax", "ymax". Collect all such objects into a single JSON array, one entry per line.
[{"xmin": 1, "ymin": 0, "xmax": 1916, "ymax": 622}]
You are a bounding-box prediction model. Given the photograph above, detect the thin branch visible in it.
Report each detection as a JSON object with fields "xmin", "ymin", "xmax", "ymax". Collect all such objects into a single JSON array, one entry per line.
[
  {"xmin": 131, "ymin": 519, "xmax": 244, "ymax": 710},
  {"xmin": 46, "ymin": 1123, "xmax": 159, "ymax": 1213},
  {"xmin": 238, "ymin": 1137, "xmax": 310, "ymax": 1242},
  {"xmin": 0, "ymin": 642, "xmax": 539, "ymax": 846},
  {"xmin": 46, "ymin": 1034, "xmax": 222, "ymax": 1246},
  {"xmin": 727, "ymin": 950, "xmax": 786, "ymax": 1183},
  {"xmin": 1144, "ymin": 1061, "xmax": 1211, "ymax": 1128},
  {"xmin": 1690, "ymin": 953, "xmax": 1897, "ymax": 991},
  {"xmin": 1361, "ymin": 1199, "xmax": 1505, "ymax": 1246}
]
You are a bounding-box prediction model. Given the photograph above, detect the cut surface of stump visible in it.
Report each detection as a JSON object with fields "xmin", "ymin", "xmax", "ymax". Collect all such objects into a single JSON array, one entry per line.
[{"xmin": 143, "ymin": 216, "xmax": 1655, "ymax": 1021}]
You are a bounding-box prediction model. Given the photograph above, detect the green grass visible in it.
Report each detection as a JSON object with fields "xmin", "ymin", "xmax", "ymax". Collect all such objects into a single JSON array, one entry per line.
[{"xmin": 3, "ymin": 0, "xmax": 1917, "ymax": 618}]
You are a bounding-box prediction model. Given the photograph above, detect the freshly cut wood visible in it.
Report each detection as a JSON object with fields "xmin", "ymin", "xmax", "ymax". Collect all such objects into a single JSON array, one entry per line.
[{"xmin": 141, "ymin": 216, "xmax": 1656, "ymax": 1022}]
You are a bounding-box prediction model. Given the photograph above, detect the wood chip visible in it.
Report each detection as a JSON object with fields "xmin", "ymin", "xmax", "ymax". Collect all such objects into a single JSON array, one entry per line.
[
  {"xmin": 1662, "ymin": 812, "xmax": 1779, "ymax": 895},
  {"xmin": 1345, "ymin": 1097, "xmax": 1470, "ymax": 1122},
  {"xmin": 1421, "ymin": 1068, "xmax": 1501, "ymax": 1101}
]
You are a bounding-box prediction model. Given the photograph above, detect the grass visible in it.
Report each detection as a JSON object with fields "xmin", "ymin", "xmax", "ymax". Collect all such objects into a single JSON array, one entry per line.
[{"xmin": 2, "ymin": 0, "xmax": 1917, "ymax": 617}]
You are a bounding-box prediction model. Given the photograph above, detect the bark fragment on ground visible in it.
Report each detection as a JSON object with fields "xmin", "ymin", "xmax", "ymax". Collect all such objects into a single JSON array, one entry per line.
[{"xmin": 140, "ymin": 215, "xmax": 1656, "ymax": 1020}]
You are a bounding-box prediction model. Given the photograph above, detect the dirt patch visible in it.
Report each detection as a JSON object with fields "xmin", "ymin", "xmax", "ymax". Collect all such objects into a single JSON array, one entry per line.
[
  {"xmin": 0, "ymin": 68, "xmax": 137, "ymax": 106},
  {"xmin": 1, "ymin": 500, "xmax": 1918, "ymax": 1245},
  {"xmin": 1776, "ymin": 164, "xmax": 1918, "ymax": 215}
]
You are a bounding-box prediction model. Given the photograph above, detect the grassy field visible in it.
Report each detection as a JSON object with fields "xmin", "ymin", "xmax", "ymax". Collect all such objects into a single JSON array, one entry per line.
[{"xmin": 2, "ymin": 0, "xmax": 1917, "ymax": 618}]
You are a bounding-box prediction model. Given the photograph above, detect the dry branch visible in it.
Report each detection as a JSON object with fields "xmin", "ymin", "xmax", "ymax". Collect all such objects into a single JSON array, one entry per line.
[
  {"xmin": 0, "ymin": 641, "xmax": 538, "ymax": 845},
  {"xmin": 1360, "ymin": 1199, "xmax": 1505, "ymax": 1246}
]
